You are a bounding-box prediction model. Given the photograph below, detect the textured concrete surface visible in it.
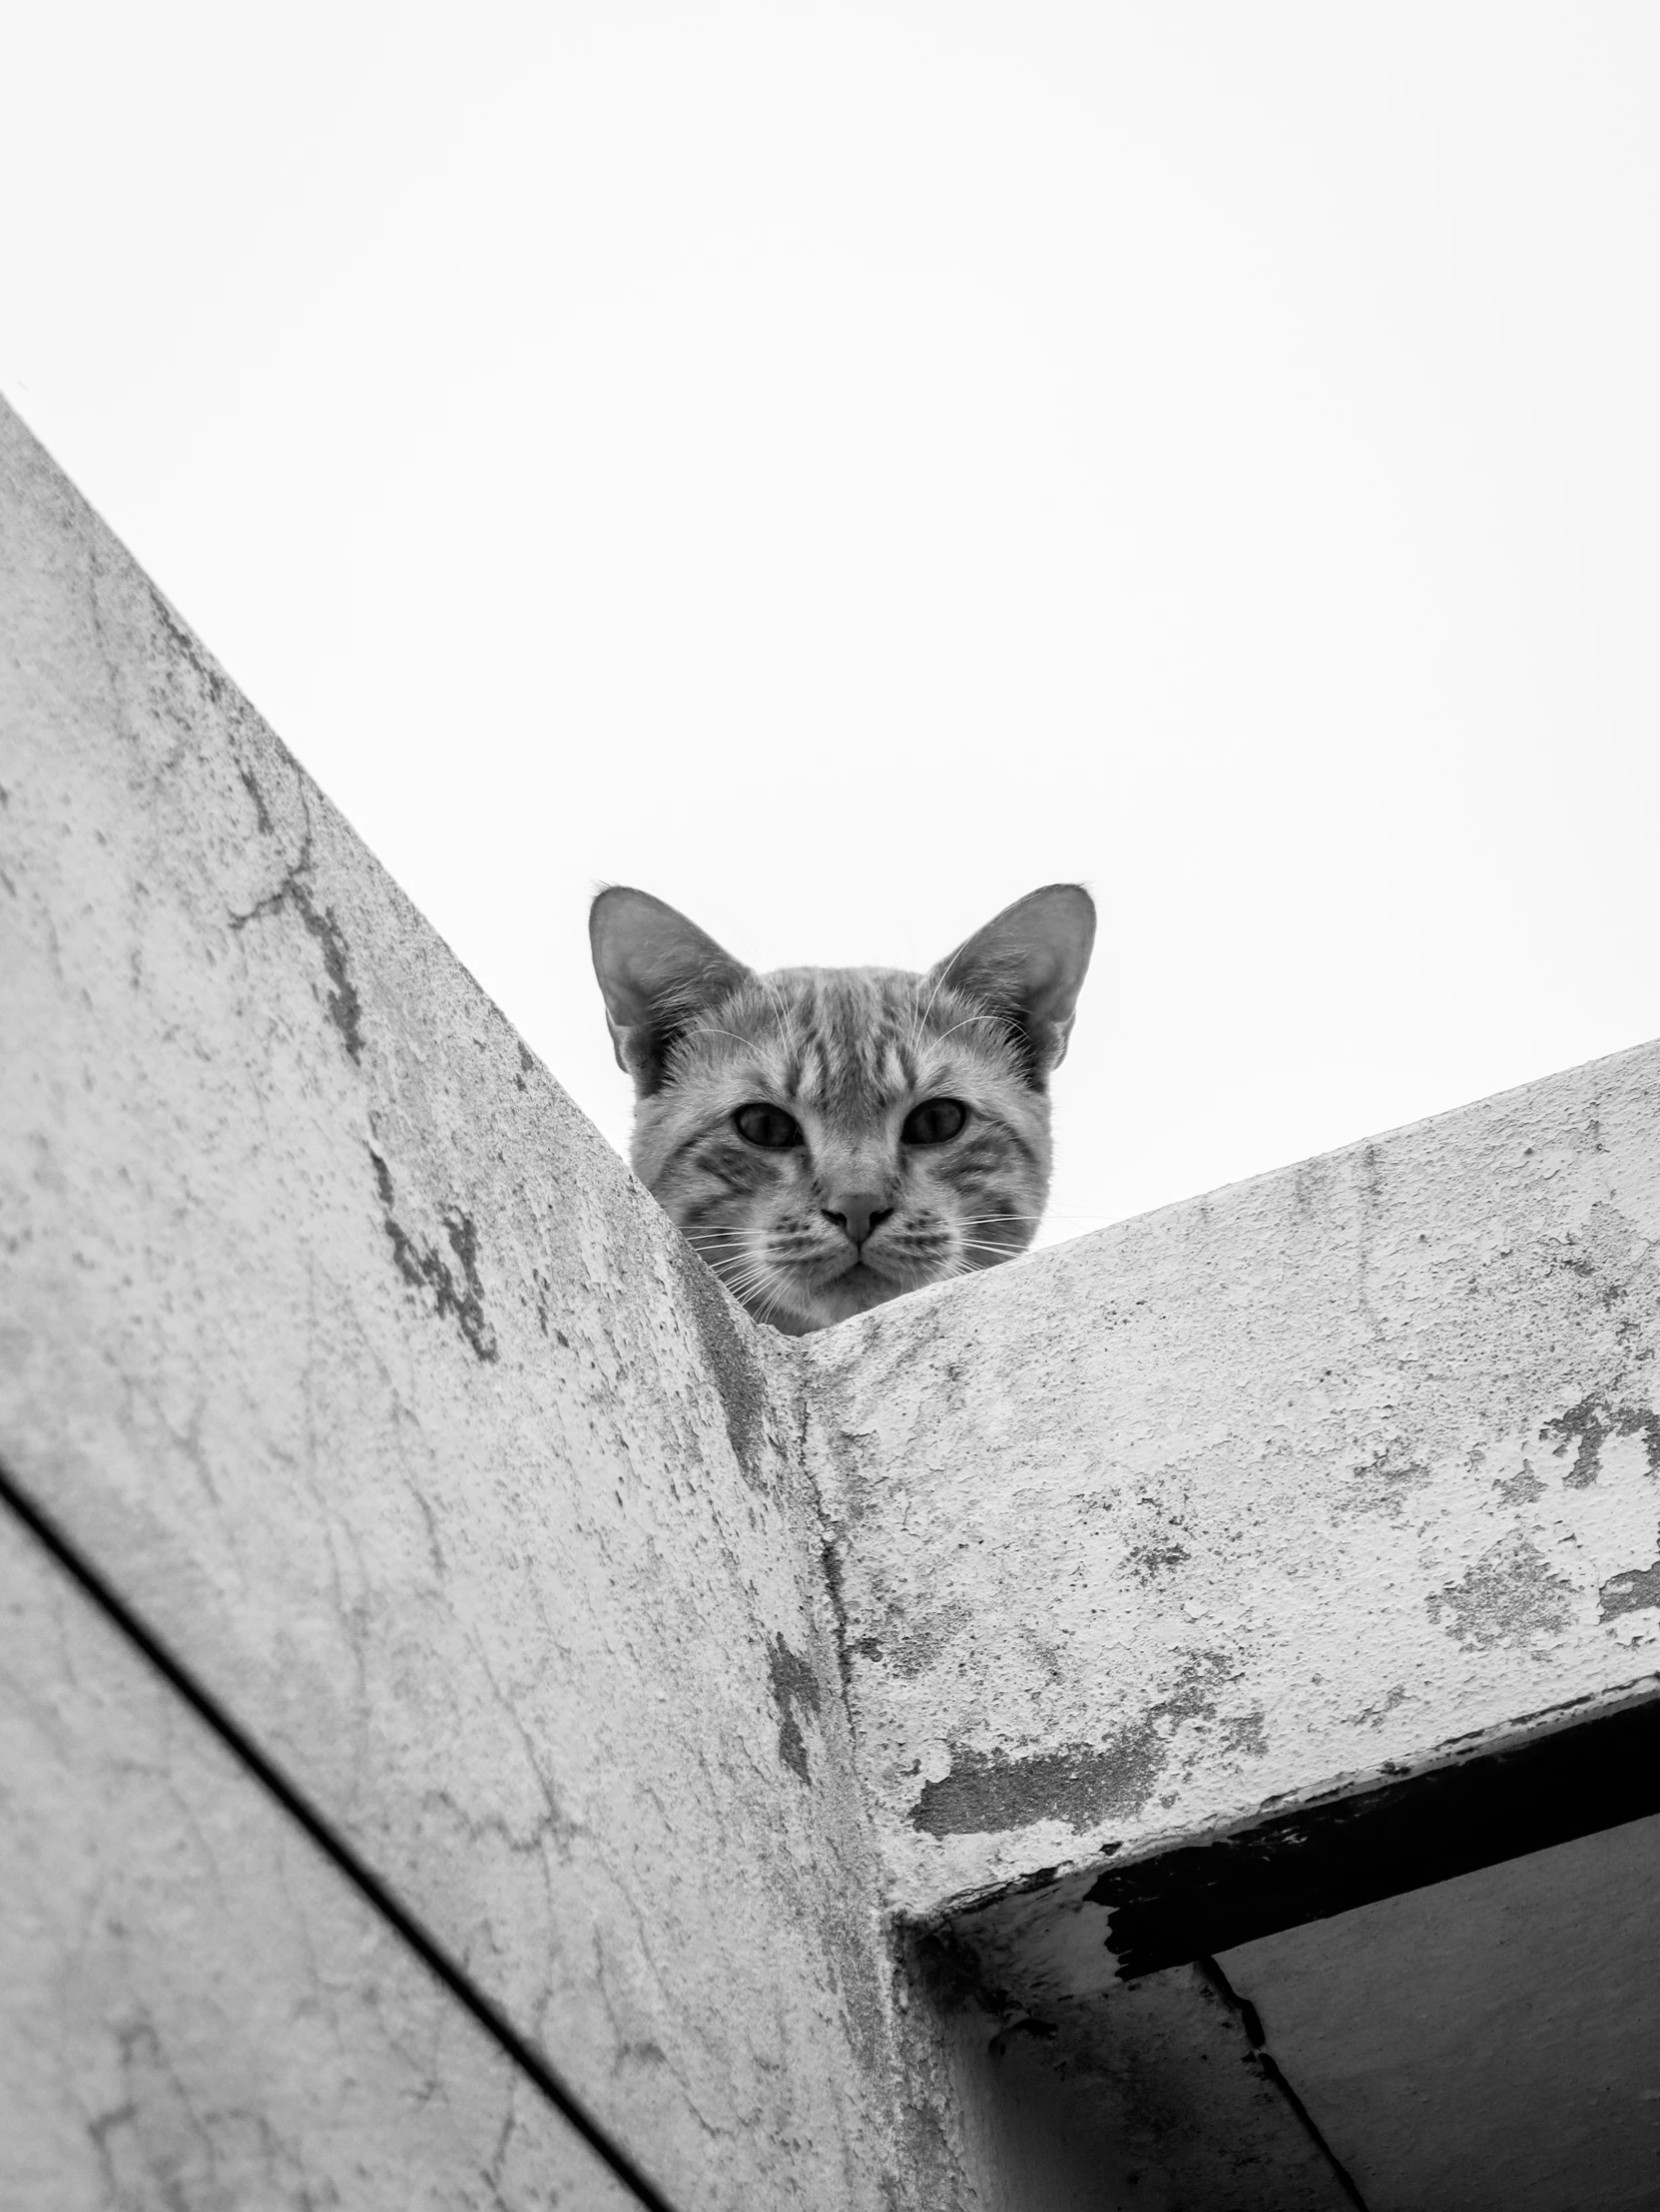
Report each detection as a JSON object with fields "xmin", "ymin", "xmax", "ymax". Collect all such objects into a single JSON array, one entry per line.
[
  {"xmin": 0, "ymin": 1509, "xmax": 635, "ymax": 2212},
  {"xmin": 0, "ymin": 394, "xmax": 1117, "ymax": 2210},
  {"xmin": 802, "ymin": 1033, "xmax": 1660, "ymax": 2196},
  {"xmin": 807, "ymin": 1044, "xmax": 1660, "ymax": 1924},
  {"xmin": 9, "ymin": 378, "xmax": 1660, "ymax": 2204}
]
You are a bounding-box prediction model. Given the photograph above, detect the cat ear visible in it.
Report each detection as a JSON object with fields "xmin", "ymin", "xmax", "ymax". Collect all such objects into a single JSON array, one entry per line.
[
  {"xmin": 590, "ymin": 886, "xmax": 752, "ymax": 1094},
  {"xmin": 930, "ymin": 883, "xmax": 1096, "ymax": 1081}
]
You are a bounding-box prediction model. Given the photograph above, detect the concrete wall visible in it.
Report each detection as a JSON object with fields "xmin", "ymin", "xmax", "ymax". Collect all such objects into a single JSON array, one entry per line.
[
  {"xmin": 800, "ymin": 935, "xmax": 1660, "ymax": 2207},
  {"xmin": 7, "ymin": 388, "xmax": 1660, "ymax": 2208},
  {"xmin": 0, "ymin": 1505, "xmax": 636, "ymax": 2212},
  {"xmin": 0, "ymin": 395, "xmax": 1119, "ymax": 2211},
  {"xmin": 808, "ymin": 1035, "xmax": 1660, "ymax": 1921}
]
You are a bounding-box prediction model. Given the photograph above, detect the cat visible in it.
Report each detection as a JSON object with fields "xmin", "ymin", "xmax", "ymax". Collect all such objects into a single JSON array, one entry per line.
[{"xmin": 589, "ymin": 883, "xmax": 1095, "ymax": 1334}]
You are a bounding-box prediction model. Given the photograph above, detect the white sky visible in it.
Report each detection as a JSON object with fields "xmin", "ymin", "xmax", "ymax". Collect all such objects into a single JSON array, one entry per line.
[{"xmin": 5, "ymin": 4, "xmax": 1659, "ymax": 1243}]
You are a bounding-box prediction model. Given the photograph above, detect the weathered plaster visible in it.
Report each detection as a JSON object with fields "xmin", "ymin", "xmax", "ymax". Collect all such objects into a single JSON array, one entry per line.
[
  {"xmin": 0, "ymin": 1512, "xmax": 635, "ymax": 2211},
  {"xmin": 0, "ymin": 395, "xmax": 1116, "ymax": 2207},
  {"xmin": 804, "ymin": 1048, "xmax": 1660, "ymax": 1923},
  {"xmin": 8, "ymin": 382, "xmax": 1660, "ymax": 2200}
]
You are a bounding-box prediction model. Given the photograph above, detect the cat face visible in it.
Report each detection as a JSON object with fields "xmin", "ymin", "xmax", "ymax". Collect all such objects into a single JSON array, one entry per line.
[{"xmin": 590, "ymin": 885, "xmax": 1095, "ymax": 1334}]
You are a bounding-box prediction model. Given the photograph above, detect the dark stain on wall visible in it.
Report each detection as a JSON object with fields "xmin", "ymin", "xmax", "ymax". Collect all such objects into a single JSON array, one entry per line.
[
  {"xmin": 1345, "ymin": 1440, "xmax": 1431, "ymax": 1518},
  {"xmin": 147, "ymin": 580, "xmax": 234, "ymax": 714},
  {"xmin": 369, "ymin": 1150, "xmax": 499, "ymax": 1364},
  {"xmin": 1129, "ymin": 1542, "xmax": 1191, "ymax": 1579},
  {"xmin": 238, "ymin": 763, "xmax": 274, "ymax": 834},
  {"xmin": 820, "ymin": 1537, "xmax": 855, "ymax": 1695},
  {"xmin": 1078, "ymin": 1690, "xmax": 1660, "ymax": 1977},
  {"xmin": 1427, "ymin": 1532, "xmax": 1576, "ymax": 1651},
  {"xmin": 817, "ymin": 1895, "xmax": 888, "ymax": 2078},
  {"xmin": 1599, "ymin": 1553, "xmax": 1660, "ymax": 1621},
  {"xmin": 910, "ymin": 1663, "xmax": 1232, "ymax": 1839},
  {"xmin": 880, "ymin": 1599, "xmax": 971, "ymax": 1680},
  {"xmin": 233, "ymin": 831, "xmax": 364, "ymax": 1064},
  {"xmin": 769, "ymin": 1630, "xmax": 822, "ymax": 1784},
  {"xmin": 1540, "ymin": 1391, "xmax": 1660, "ymax": 1488},
  {"xmin": 905, "ymin": 1918, "xmax": 1015, "ymax": 2018},
  {"xmin": 911, "ymin": 1721, "xmax": 1170, "ymax": 1840},
  {"xmin": 667, "ymin": 1235, "xmax": 773, "ymax": 1492}
]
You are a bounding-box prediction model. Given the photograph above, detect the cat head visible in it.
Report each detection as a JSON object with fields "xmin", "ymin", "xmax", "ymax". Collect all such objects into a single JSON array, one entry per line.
[{"xmin": 590, "ymin": 884, "xmax": 1095, "ymax": 1334}]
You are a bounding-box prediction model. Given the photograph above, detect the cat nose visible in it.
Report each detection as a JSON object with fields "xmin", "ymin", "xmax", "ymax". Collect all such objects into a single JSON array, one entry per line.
[{"xmin": 822, "ymin": 1194, "xmax": 893, "ymax": 1249}]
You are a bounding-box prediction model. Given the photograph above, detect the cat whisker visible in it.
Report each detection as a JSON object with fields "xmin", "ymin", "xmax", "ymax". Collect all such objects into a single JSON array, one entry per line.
[
  {"xmin": 722, "ymin": 1258, "xmax": 794, "ymax": 1328},
  {"xmin": 930, "ymin": 1012, "xmax": 1006, "ymax": 1047},
  {"xmin": 703, "ymin": 1249, "xmax": 768, "ymax": 1281},
  {"xmin": 684, "ymin": 1024, "xmax": 760, "ymax": 1052},
  {"xmin": 757, "ymin": 972, "xmax": 801, "ymax": 1055},
  {"xmin": 907, "ymin": 938, "xmax": 970, "ymax": 1051},
  {"xmin": 704, "ymin": 1264, "xmax": 766, "ymax": 1286}
]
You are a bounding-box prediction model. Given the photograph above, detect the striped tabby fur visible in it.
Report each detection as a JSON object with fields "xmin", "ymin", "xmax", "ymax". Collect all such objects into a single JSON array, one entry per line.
[{"xmin": 590, "ymin": 884, "xmax": 1095, "ymax": 1334}]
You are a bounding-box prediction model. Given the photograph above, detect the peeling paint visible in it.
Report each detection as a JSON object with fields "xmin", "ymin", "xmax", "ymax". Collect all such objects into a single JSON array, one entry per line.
[
  {"xmin": 1540, "ymin": 1391, "xmax": 1660, "ymax": 1489},
  {"xmin": 1351, "ymin": 1685, "xmax": 1408, "ymax": 1731},
  {"xmin": 1599, "ymin": 1555, "xmax": 1660, "ymax": 1621},
  {"xmin": 909, "ymin": 1656, "xmax": 1239, "ymax": 1838},
  {"xmin": 1427, "ymin": 1533, "xmax": 1576, "ymax": 1651},
  {"xmin": 912, "ymin": 1722, "xmax": 1169, "ymax": 1839},
  {"xmin": 1129, "ymin": 1543, "xmax": 1191, "ymax": 1580},
  {"xmin": 1493, "ymin": 1461, "xmax": 1546, "ymax": 1506},
  {"xmin": 1222, "ymin": 1708, "xmax": 1270, "ymax": 1759},
  {"xmin": 857, "ymin": 1598, "xmax": 974, "ymax": 1681},
  {"xmin": 892, "ymin": 1601, "xmax": 973, "ymax": 1680},
  {"xmin": 1344, "ymin": 1440, "xmax": 1430, "ymax": 1518}
]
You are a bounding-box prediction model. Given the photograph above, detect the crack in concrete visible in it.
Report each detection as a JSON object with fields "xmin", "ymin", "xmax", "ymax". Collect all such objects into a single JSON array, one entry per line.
[
  {"xmin": 0, "ymin": 1456, "xmax": 684, "ymax": 2212},
  {"xmin": 369, "ymin": 1151, "xmax": 499, "ymax": 1365},
  {"xmin": 232, "ymin": 829, "xmax": 364, "ymax": 1064},
  {"xmin": 238, "ymin": 762, "xmax": 274, "ymax": 834}
]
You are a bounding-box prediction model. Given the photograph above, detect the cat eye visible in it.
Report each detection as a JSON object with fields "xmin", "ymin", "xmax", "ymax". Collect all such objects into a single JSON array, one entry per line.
[
  {"xmin": 734, "ymin": 1102, "xmax": 804, "ymax": 1149},
  {"xmin": 901, "ymin": 1098, "xmax": 967, "ymax": 1146}
]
